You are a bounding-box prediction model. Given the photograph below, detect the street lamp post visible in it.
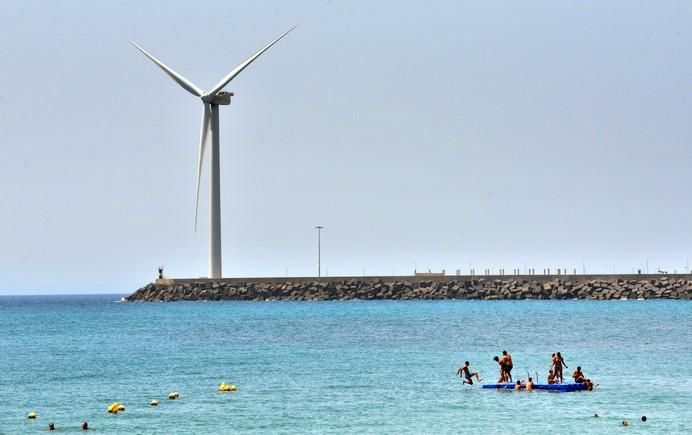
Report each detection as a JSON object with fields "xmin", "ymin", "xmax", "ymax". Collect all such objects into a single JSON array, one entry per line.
[{"xmin": 315, "ymin": 226, "xmax": 324, "ymax": 278}]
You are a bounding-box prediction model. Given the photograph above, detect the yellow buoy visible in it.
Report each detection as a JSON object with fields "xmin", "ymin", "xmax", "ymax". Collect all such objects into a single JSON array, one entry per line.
[
  {"xmin": 150, "ymin": 400, "xmax": 158, "ymax": 406},
  {"xmin": 107, "ymin": 402, "xmax": 119, "ymax": 414},
  {"xmin": 219, "ymin": 382, "xmax": 238, "ymax": 392},
  {"xmin": 117, "ymin": 404, "xmax": 126, "ymax": 412},
  {"xmin": 168, "ymin": 392, "xmax": 180, "ymax": 400},
  {"xmin": 27, "ymin": 412, "xmax": 37, "ymax": 419}
]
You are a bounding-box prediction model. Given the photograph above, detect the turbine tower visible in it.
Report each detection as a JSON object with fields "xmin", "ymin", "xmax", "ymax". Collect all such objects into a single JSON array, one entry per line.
[{"xmin": 131, "ymin": 28, "xmax": 295, "ymax": 278}]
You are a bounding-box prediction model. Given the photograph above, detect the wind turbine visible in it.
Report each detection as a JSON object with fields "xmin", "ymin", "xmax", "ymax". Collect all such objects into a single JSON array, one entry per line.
[{"xmin": 130, "ymin": 27, "xmax": 295, "ymax": 279}]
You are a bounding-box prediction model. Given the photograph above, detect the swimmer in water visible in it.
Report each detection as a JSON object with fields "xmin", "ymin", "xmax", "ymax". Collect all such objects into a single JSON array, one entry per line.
[
  {"xmin": 584, "ymin": 378, "xmax": 594, "ymax": 391},
  {"xmin": 525, "ymin": 377, "xmax": 534, "ymax": 391}
]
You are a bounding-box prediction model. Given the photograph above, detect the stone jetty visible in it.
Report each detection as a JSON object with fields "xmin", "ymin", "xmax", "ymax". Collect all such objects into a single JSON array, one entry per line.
[{"xmin": 126, "ymin": 275, "xmax": 692, "ymax": 302}]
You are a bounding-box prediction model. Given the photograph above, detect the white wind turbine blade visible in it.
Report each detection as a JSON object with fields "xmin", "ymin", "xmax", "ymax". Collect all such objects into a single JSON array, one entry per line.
[
  {"xmin": 129, "ymin": 40, "xmax": 204, "ymax": 97},
  {"xmin": 204, "ymin": 26, "xmax": 297, "ymax": 98},
  {"xmin": 194, "ymin": 103, "xmax": 212, "ymax": 231}
]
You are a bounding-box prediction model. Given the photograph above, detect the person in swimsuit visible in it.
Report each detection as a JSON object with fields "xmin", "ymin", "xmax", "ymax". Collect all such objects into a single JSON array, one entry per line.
[
  {"xmin": 555, "ymin": 352, "xmax": 568, "ymax": 383},
  {"xmin": 547, "ymin": 369, "xmax": 557, "ymax": 384},
  {"xmin": 493, "ymin": 356, "xmax": 507, "ymax": 382},
  {"xmin": 584, "ymin": 378, "xmax": 594, "ymax": 391},
  {"xmin": 501, "ymin": 350, "xmax": 513, "ymax": 382},
  {"xmin": 456, "ymin": 361, "xmax": 482, "ymax": 385},
  {"xmin": 514, "ymin": 380, "xmax": 523, "ymax": 390},
  {"xmin": 572, "ymin": 366, "xmax": 585, "ymax": 383},
  {"xmin": 525, "ymin": 377, "xmax": 534, "ymax": 391}
]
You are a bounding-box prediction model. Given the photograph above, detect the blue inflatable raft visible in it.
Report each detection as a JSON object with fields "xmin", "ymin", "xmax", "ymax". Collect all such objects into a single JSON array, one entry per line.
[{"xmin": 482, "ymin": 382, "xmax": 587, "ymax": 392}]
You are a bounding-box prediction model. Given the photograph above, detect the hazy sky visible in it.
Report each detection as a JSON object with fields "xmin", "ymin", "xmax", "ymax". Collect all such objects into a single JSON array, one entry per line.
[{"xmin": 1, "ymin": 0, "xmax": 690, "ymax": 294}]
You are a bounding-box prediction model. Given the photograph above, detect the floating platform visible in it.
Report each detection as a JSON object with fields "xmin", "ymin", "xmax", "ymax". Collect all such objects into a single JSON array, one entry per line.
[{"xmin": 482, "ymin": 382, "xmax": 587, "ymax": 392}]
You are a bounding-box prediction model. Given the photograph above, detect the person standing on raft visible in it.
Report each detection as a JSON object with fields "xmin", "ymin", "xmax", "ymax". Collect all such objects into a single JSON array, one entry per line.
[
  {"xmin": 500, "ymin": 350, "xmax": 513, "ymax": 382},
  {"xmin": 457, "ymin": 361, "xmax": 482, "ymax": 385},
  {"xmin": 555, "ymin": 352, "xmax": 568, "ymax": 383},
  {"xmin": 493, "ymin": 356, "xmax": 508, "ymax": 382}
]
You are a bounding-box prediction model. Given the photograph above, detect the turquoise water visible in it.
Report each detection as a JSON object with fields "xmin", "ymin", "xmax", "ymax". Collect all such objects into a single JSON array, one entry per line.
[{"xmin": 1, "ymin": 296, "xmax": 690, "ymax": 434}]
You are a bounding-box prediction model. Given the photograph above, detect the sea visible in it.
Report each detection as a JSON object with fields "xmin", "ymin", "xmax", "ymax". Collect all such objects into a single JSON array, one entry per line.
[{"xmin": 0, "ymin": 295, "xmax": 690, "ymax": 434}]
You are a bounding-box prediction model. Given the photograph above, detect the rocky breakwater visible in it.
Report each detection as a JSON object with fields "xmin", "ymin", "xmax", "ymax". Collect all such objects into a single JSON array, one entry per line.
[{"xmin": 126, "ymin": 276, "xmax": 692, "ymax": 302}]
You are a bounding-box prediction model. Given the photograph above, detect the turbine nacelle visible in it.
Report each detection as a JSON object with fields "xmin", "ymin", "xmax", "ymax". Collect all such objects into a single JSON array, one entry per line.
[{"xmin": 202, "ymin": 91, "xmax": 233, "ymax": 105}]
